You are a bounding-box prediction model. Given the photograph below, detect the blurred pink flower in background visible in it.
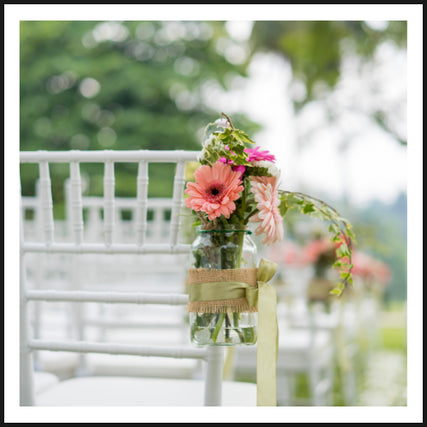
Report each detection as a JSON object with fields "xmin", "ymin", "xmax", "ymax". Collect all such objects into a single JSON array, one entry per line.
[
  {"xmin": 301, "ymin": 238, "xmax": 337, "ymax": 264},
  {"xmin": 268, "ymin": 241, "xmax": 304, "ymax": 266},
  {"xmin": 351, "ymin": 251, "xmax": 392, "ymax": 285}
]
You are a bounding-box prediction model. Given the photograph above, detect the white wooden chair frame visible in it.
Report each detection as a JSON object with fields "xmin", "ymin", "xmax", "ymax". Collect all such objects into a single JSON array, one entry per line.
[{"xmin": 19, "ymin": 149, "xmax": 238, "ymax": 406}]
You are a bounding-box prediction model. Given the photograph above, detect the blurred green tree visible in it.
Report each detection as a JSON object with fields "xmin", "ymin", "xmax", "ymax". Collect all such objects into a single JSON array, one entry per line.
[
  {"xmin": 249, "ymin": 21, "xmax": 407, "ymax": 146},
  {"xmin": 20, "ymin": 21, "xmax": 259, "ymax": 204}
]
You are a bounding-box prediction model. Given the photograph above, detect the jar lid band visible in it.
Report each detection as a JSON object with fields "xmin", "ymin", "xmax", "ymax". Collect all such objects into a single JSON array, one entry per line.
[{"xmin": 197, "ymin": 229, "xmax": 252, "ymax": 234}]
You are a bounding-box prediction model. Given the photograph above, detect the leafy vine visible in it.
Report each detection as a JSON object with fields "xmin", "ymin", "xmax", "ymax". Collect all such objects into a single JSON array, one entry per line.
[{"xmin": 279, "ymin": 190, "xmax": 356, "ymax": 296}]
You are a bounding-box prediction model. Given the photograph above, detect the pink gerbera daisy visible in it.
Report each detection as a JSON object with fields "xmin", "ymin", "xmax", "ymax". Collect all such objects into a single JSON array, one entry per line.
[
  {"xmin": 185, "ymin": 161, "xmax": 244, "ymax": 221},
  {"xmin": 249, "ymin": 176, "xmax": 284, "ymax": 245},
  {"xmin": 245, "ymin": 146, "xmax": 276, "ymax": 163}
]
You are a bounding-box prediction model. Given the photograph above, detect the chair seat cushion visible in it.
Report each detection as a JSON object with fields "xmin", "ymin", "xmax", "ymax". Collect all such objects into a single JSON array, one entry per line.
[
  {"xmin": 36, "ymin": 376, "xmax": 257, "ymax": 406},
  {"xmin": 85, "ymin": 354, "xmax": 201, "ymax": 379},
  {"xmin": 34, "ymin": 371, "xmax": 60, "ymax": 394}
]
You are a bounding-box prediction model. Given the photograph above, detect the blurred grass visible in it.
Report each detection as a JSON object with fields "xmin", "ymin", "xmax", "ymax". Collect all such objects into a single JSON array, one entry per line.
[
  {"xmin": 381, "ymin": 327, "xmax": 407, "ymax": 352},
  {"xmin": 291, "ymin": 301, "xmax": 407, "ymax": 406}
]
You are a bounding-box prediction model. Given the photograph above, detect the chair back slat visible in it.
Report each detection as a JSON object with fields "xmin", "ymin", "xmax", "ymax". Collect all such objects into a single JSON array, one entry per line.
[
  {"xmin": 170, "ymin": 160, "xmax": 186, "ymax": 247},
  {"xmin": 38, "ymin": 161, "xmax": 54, "ymax": 244},
  {"xmin": 103, "ymin": 160, "xmax": 115, "ymax": 245},
  {"xmin": 69, "ymin": 161, "xmax": 84, "ymax": 244},
  {"xmin": 135, "ymin": 160, "xmax": 149, "ymax": 245}
]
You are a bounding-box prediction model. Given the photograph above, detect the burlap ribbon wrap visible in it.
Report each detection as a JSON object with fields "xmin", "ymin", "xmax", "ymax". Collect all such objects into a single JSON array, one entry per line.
[
  {"xmin": 187, "ymin": 267, "xmax": 258, "ymax": 313},
  {"xmin": 187, "ymin": 259, "xmax": 278, "ymax": 406}
]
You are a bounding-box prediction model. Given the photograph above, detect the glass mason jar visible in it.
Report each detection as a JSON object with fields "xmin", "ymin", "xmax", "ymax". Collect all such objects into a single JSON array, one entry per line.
[{"xmin": 188, "ymin": 225, "xmax": 258, "ymax": 346}]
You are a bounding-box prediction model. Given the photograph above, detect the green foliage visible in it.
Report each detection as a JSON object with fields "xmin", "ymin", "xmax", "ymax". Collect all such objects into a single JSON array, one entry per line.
[
  {"xmin": 279, "ymin": 190, "xmax": 356, "ymax": 296},
  {"xmin": 199, "ymin": 113, "xmax": 255, "ymax": 167}
]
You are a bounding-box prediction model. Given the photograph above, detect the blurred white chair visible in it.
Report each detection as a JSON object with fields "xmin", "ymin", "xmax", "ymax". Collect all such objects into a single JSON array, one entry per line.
[
  {"xmin": 22, "ymin": 183, "xmax": 80, "ymax": 378},
  {"xmin": 233, "ymin": 302, "xmax": 336, "ymax": 406},
  {"xmin": 290, "ymin": 299, "xmax": 361, "ymax": 406},
  {"xmin": 20, "ymin": 149, "xmax": 257, "ymax": 406}
]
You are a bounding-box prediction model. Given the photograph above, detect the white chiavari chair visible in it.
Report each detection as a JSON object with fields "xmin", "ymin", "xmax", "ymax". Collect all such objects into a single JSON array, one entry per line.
[
  {"xmin": 20, "ymin": 149, "xmax": 257, "ymax": 406},
  {"xmin": 22, "ymin": 183, "xmax": 192, "ymax": 379}
]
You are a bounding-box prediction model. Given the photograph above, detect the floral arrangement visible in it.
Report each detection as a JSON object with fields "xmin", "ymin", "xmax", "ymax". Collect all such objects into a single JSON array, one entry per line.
[
  {"xmin": 185, "ymin": 113, "xmax": 355, "ymax": 296},
  {"xmin": 351, "ymin": 251, "xmax": 392, "ymax": 286},
  {"xmin": 302, "ymin": 235, "xmax": 341, "ymax": 278}
]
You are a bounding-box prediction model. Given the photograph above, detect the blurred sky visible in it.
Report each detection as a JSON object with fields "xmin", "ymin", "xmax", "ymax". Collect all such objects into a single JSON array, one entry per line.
[{"xmin": 207, "ymin": 21, "xmax": 408, "ymax": 208}]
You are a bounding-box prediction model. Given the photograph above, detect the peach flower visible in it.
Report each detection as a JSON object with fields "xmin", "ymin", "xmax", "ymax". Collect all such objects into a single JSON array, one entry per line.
[
  {"xmin": 249, "ymin": 176, "xmax": 284, "ymax": 245},
  {"xmin": 184, "ymin": 161, "xmax": 244, "ymax": 221}
]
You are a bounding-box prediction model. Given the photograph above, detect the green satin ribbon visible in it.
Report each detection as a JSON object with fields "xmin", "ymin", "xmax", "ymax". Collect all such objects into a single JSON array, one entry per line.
[
  {"xmin": 188, "ymin": 258, "xmax": 278, "ymax": 406},
  {"xmin": 256, "ymin": 258, "xmax": 278, "ymax": 406},
  {"xmin": 188, "ymin": 280, "xmax": 259, "ymax": 307}
]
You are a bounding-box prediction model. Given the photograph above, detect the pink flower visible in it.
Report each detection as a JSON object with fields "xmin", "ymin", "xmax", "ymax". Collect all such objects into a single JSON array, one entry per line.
[
  {"xmin": 218, "ymin": 148, "xmax": 245, "ymax": 176},
  {"xmin": 245, "ymin": 146, "xmax": 276, "ymax": 163},
  {"xmin": 268, "ymin": 241, "xmax": 303, "ymax": 265},
  {"xmin": 232, "ymin": 164, "xmax": 246, "ymax": 176},
  {"xmin": 351, "ymin": 252, "xmax": 392, "ymax": 285},
  {"xmin": 249, "ymin": 176, "xmax": 284, "ymax": 245},
  {"xmin": 302, "ymin": 238, "xmax": 335, "ymax": 264},
  {"xmin": 185, "ymin": 161, "xmax": 244, "ymax": 221}
]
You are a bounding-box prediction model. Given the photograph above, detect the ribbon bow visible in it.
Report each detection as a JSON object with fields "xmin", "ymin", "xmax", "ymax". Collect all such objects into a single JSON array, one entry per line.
[
  {"xmin": 188, "ymin": 279, "xmax": 259, "ymax": 308},
  {"xmin": 187, "ymin": 258, "xmax": 278, "ymax": 406}
]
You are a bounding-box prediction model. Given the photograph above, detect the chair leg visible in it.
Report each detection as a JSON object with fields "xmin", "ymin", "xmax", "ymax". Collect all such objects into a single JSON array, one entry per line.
[
  {"xmin": 204, "ymin": 347, "xmax": 224, "ymax": 406},
  {"xmin": 20, "ymin": 253, "xmax": 35, "ymax": 406},
  {"xmin": 308, "ymin": 364, "xmax": 321, "ymax": 406},
  {"xmin": 276, "ymin": 373, "xmax": 292, "ymax": 406}
]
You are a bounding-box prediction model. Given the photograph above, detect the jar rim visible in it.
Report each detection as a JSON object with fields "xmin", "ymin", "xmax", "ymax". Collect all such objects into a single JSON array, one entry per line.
[{"xmin": 196, "ymin": 225, "xmax": 252, "ymax": 235}]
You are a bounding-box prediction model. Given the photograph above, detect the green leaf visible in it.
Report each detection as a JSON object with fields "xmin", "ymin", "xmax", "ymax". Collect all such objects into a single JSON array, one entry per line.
[
  {"xmin": 302, "ymin": 202, "xmax": 315, "ymax": 214},
  {"xmin": 329, "ymin": 223, "xmax": 338, "ymax": 234},
  {"xmin": 218, "ymin": 128, "xmax": 232, "ymax": 139},
  {"xmin": 246, "ymin": 166, "xmax": 269, "ymax": 177},
  {"xmin": 234, "ymin": 129, "xmax": 256, "ymax": 144},
  {"xmin": 332, "ymin": 260, "xmax": 342, "ymax": 269},
  {"xmin": 336, "ymin": 243, "xmax": 350, "ymax": 258},
  {"xmin": 279, "ymin": 201, "xmax": 289, "ymax": 217},
  {"xmin": 284, "ymin": 194, "xmax": 304, "ymax": 206},
  {"xmin": 230, "ymin": 143, "xmax": 245, "ymax": 155}
]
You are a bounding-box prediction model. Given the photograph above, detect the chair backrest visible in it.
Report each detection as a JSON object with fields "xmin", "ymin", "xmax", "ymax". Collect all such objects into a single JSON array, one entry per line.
[
  {"xmin": 19, "ymin": 150, "xmax": 225, "ymax": 406},
  {"xmin": 64, "ymin": 179, "xmax": 177, "ymax": 244}
]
